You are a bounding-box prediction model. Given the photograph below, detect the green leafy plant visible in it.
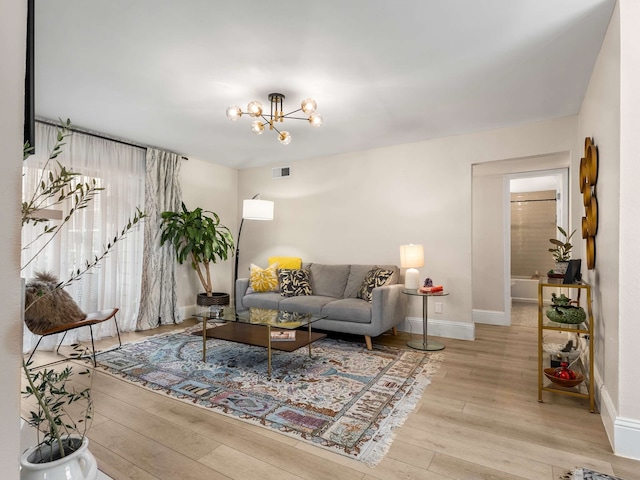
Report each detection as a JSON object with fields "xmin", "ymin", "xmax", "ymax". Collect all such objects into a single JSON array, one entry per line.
[
  {"xmin": 548, "ymin": 226, "xmax": 575, "ymax": 262},
  {"xmin": 160, "ymin": 203, "xmax": 234, "ymax": 296},
  {"xmin": 21, "ymin": 120, "xmax": 146, "ymax": 462}
]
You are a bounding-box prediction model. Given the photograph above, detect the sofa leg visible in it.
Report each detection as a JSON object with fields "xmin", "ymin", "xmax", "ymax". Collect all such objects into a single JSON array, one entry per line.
[
  {"xmin": 364, "ymin": 336, "xmax": 373, "ymax": 350},
  {"xmin": 392, "ymin": 327, "xmax": 398, "ymax": 336}
]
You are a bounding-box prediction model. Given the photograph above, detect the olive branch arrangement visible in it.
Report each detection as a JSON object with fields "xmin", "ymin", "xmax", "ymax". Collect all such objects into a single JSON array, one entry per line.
[{"xmin": 21, "ymin": 119, "xmax": 146, "ymax": 461}]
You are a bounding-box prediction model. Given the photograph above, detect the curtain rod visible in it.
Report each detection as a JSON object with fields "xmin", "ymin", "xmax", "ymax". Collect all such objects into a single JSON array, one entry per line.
[
  {"xmin": 35, "ymin": 118, "xmax": 188, "ymax": 160},
  {"xmin": 510, "ymin": 198, "xmax": 556, "ymax": 203}
]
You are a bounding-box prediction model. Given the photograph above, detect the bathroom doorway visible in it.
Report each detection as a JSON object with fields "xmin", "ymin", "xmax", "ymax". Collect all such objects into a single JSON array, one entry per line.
[{"xmin": 507, "ymin": 169, "xmax": 568, "ymax": 326}]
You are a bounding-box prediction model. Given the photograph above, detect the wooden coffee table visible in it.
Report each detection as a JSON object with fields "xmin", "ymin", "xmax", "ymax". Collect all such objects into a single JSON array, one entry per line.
[{"xmin": 193, "ymin": 307, "xmax": 326, "ymax": 377}]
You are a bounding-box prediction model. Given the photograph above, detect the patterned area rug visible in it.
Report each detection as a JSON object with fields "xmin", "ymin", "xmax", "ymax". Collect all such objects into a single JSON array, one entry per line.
[
  {"xmin": 95, "ymin": 328, "xmax": 442, "ymax": 465},
  {"xmin": 564, "ymin": 468, "xmax": 625, "ymax": 480}
]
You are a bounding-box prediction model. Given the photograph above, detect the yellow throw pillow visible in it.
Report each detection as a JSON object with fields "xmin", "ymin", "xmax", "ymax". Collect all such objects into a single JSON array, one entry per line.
[
  {"xmin": 268, "ymin": 256, "xmax": 302, "ymax": 270},
  {"xmin": 249, "ymin": 263, "xmax": 279, "ymax": 292}
]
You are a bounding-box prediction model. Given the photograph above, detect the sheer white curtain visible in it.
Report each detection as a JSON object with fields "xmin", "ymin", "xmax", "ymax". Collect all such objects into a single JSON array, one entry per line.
[
  {"xmin": 22, "ymin": 122, "xmax": 146, "ymax": 352},
  {"xmin": 136, "ymin": 148, "xmax": 182, "ymax": 330}
]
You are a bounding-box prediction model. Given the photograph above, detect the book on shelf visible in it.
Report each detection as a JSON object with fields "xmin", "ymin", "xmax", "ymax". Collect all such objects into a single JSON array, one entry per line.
[{"xmin": 270, "ymin": 330, "xmax": 296, "ymax": 341}]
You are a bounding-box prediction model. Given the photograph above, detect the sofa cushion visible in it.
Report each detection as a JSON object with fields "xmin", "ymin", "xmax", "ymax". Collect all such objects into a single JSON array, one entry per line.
[
  {"xmin": 321, "ymin": 298, "xmax": 371, "ymax": 324},
  {"xmin": 242, "ymin": 292, "xmax": 282, "ymax": 310},
  {"xmin": 279, "ymin": 268, "xmax": 313, "ymax": 297},
  {"xmin": 344, "ymin": 264, "xmax": 399, "ymax": 298},
  {"xmin": 268, "ymin": 256, "xmax": 302, "ymax": 269},
  {"xmin": 309, "ymin": 264, "xmax": 350, "ymax": 298},
  {"xmin": 279, "ymin": 295, "xmax": 335, "ymax": 314},
  {"xmin": 357, "ymin": 268, "xmax": 394, "ymax": 302},
  {"xmin": 248, "ymin": 263, "xmax": 279, "ymax": 293}
]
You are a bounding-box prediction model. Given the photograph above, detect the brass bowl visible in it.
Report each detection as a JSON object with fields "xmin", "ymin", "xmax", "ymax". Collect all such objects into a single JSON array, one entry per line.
[{"xmin": 544, "ymin": 368, "xmax": 584, "ymax": 388}]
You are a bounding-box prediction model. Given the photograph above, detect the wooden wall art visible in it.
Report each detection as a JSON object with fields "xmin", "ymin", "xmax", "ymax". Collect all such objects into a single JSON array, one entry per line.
[{"xmin": 580, "ymin": 137, "xmax": 598, "ymax": 269}]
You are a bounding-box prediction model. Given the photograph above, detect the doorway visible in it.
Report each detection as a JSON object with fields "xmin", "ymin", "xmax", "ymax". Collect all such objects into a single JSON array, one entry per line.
[
  {"xmin": 507, "ymin": 169, "xmax": 568, "ymax": 326},
  {"xmin": 505, "ymin": 169, "xmax": 568, "ymax": 302},
  {"xmin": 472, "ymin": 152, "xmax": 570, "ymax": 327}
]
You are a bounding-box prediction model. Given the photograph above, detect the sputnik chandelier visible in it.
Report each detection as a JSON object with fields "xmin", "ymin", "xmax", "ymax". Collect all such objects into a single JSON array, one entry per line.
[{"xmin": 226, "ymin": 93, "xmax": 323, "ymax": 145}]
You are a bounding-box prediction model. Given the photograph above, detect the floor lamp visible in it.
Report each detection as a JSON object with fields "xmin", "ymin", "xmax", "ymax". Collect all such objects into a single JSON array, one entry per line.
[{"xmin": 234, "ymin": 194, "xmax": 274, "ymax": 283}]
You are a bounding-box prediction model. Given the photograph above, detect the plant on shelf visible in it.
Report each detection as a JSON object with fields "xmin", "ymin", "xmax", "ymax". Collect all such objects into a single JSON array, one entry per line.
[
  {"xmin": 20, "ymin": 120, "xmax": 146, "ymax": 474},
  {"xmin": 548, "ymin": 226, "xmax": 575, "ymax": 276},
  {"xmin": 548, "ymin": 226, "xmax": 575, "ymax": 262},
  {"xmin": 160, "ymin": 203, "xmax": 235, "ymax": 304}
]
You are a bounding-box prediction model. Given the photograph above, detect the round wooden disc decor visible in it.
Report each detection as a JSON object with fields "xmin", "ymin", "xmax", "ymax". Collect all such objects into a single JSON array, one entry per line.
[
  {"xmin": 586, "ymin": 236, "xmax": 596, "ymax": 270},
  {"xmin": 583, "ymin": 185, "xmax": 592, "ymax": 207},
  {"xmin": 587, "ymin": 196, "xmax": 598, "ymax": 236},
  {"xmin": 586, "ymin": 144, "xmax": 598, "ymax": 185},
  {"xmin": 582, "ymin": 216, "xmax": 589, "ymax": 239},
  {"xmin": 580, "ymin": 157, "xmax": 588, "ymax": 193},
  {"xmin": 584, "ymin": 136, "xmax": 592, "ymax": 151}
]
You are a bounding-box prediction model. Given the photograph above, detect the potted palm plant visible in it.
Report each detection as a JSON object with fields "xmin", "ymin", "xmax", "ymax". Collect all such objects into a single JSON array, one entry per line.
[
  {"xmin": 548, "ymin": 226, "xmax": 575, "ymax": 276},
  {"xmin": 160, "ymin": 203, "xmax": 235, "ymax": 309},
  {"xmin": 20, "ymin": 120, "xmax": 145, "ymax": 479}
]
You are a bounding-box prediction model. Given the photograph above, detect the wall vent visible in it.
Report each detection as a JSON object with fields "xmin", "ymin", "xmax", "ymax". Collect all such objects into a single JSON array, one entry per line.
[{"xmin": 272, "ymin": 166, "xmax": 290, "ymax": 179}]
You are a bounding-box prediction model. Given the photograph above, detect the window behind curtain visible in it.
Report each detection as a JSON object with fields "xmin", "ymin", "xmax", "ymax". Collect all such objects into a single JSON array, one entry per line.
[{"xmin": 21, "ymin": 122, "xmax": 146, "ymax": 351}]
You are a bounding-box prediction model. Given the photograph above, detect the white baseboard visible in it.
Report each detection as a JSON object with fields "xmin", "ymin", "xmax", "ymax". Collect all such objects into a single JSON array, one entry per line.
[
  {"xmin": 401, "ymin": 316, "xmax": 475, "ymax": 341},
  {"xmin": 599, "ymin": 384, "xmax": 640, "ymax": 461},
  {"xmin": 473, "ymin": 309, "xmax": 509, "ymax": 326},
  {"xmin": 511, "ymin": 297, "xmax": 537, "ymax": 304},
  {"xmin": 179, "ymin": 305, "xmax": 194, "ymax": 320}
]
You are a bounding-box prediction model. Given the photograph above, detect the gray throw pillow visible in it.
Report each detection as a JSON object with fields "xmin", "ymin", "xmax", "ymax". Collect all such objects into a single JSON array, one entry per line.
[{"xmin": 356, "ymin": 268, "xmax": 393, "ymax": 302}]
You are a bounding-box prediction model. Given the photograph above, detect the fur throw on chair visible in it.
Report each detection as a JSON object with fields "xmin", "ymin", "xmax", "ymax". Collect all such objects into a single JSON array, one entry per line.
[{"xmin": 24, "ymin": 271, "xmax": 87, "ymax": 333}]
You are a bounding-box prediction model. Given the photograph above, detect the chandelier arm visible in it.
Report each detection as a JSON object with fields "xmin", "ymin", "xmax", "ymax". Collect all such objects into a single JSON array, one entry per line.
[
  {"xmin": 282, "ymin": 108, "xmax": 303, "ymax": 117},
  {"xmin": 271, "ymin": 124, "xmax": 282, "ymax": 135},
  {"xmin": 281, "ymin": 116, "xmax": 312, "ymax": 121}
]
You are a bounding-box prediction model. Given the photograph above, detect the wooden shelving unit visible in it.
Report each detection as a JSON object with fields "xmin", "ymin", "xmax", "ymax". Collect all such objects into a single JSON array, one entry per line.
[{"xmin": 537, "ymin": 280, "xmax": 596, "ymax": 412}]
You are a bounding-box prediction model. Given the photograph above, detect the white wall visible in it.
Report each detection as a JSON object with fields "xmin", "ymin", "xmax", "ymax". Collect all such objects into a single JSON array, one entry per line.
[
  {"xmin": 577, "ymin": 0, "xmax": 640, "ymax": 460},
  {"xmin": 595, "ymin": 0, "xmax": 640, "ymax": 459},
  {"xmin": 577, "ymin": 0, "xmax": 621, "ymax": 443},
  {"xmin": 176, "ymin": 157, "xmax": 238, "ymax": 317},
  {"xmin": 238, "ymin": 116, "xmax": 577, "ymax": 340},
  {"xmin": 0, "ymin": 0, "xmax": 27, "ymax": 476},
  {"xmin": 618, "ymin": 0, "xmax": 640, "ymax": 447},
  {"xmin": 472, "ymin": 174, "xmax": 505, "ymax": 313}
]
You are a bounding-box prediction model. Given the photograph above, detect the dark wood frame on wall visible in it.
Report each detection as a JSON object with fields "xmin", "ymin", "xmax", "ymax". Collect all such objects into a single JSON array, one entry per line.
[{"xmin": 580, "ymin": 137, "xmax": 598, "ymax": 269}]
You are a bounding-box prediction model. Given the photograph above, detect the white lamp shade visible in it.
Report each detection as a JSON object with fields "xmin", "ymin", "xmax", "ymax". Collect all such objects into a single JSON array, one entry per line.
[
  {"xmin": 242, "ymin": 199, "xmax": 274, "ymax": 220},
  {"xmin": 399, "ymin": 244, "xmax": 424, "ymax": 268},
  {"xmin": 400, "ymin": 244, "xmax": 424, "ymax": 290}
]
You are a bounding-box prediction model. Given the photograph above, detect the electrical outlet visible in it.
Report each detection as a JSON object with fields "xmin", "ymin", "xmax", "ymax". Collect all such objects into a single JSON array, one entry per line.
[{"xmin": 435, "ymin": 302, "xmax": 443, "ymax": 314}]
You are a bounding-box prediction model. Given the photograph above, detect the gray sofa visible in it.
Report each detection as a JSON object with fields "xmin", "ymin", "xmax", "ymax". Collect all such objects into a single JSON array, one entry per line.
[{"xmin": 235, "ymin": 263, "xmax": 406, "ymax": 349}]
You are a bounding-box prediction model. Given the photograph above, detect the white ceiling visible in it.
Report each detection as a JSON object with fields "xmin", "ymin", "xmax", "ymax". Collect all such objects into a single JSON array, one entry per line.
[{"xmin": 34, "ymin": 0, "xmax": 615, "ymax": 170}]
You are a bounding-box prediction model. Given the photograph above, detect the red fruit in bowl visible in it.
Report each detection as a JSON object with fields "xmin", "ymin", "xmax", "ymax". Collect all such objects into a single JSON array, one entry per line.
[
  {"xmin": 568, "ymin": 369, "xmax": 577, "ymax": 380},
  {"xmin": 557, "ymin": 370, "xmax": 571, "ymax": 380}
]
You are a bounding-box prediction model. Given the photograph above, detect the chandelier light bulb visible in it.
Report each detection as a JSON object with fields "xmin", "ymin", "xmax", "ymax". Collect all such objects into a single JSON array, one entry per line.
[
  {"xmin": 251, "ymin": 120, "xmax": 265, "ymax": 135},
  {"xmin": 247, "ymin": 101, "xmax": 263, "ymax": 117},
  {"xmin": 278, "ymin": 131, "xmax": 292, "ymax": 145},
  {"xmin": 308, "ymin": 113, "xmax": 323, "ymax": 128},
  {"xmin": 226, "ymin": 105, "xmax": 242, "ymax": 121},
  {"xmin": 301, "ymin": 98, "xmax": 317, "ymax": 115}
]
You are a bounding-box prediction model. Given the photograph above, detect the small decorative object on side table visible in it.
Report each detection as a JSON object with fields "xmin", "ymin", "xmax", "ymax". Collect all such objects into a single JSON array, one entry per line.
[{"xmin": 402, "ymin": 287, "xmax": 448, "ymax": 351}]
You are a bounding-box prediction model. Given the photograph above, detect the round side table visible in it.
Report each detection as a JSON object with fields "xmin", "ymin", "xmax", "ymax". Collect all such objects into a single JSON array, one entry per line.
[{"xmin": 402, "ymin": 289, "xmax": 449, "ymax": 351}]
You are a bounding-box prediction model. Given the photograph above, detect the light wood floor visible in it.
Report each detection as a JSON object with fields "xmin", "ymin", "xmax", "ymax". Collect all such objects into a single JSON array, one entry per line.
[{"xmin": 23, "ymin": 316, "xmax": 640, "ymax": 480}]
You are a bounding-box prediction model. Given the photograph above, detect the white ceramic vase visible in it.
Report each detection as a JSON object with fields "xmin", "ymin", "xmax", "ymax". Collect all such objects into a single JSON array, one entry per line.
[{"xmin": 20, "ymin": 437, "xmax": 97, "ymax": 480}]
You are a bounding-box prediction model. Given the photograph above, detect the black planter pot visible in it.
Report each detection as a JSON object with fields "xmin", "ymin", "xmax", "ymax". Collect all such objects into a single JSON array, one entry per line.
[{"xmin": 197, "ymin": 292, "xmax": 230, "ymax": 307}]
